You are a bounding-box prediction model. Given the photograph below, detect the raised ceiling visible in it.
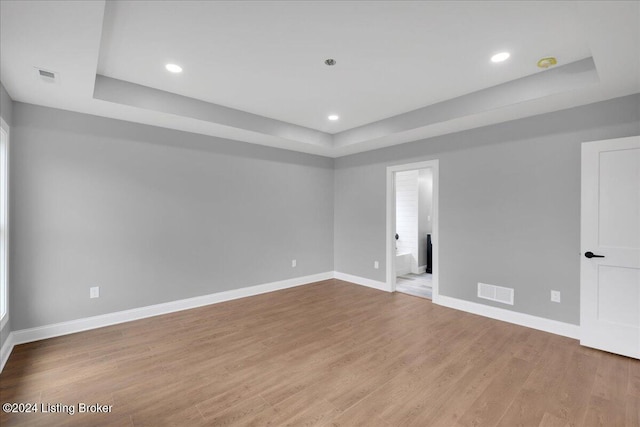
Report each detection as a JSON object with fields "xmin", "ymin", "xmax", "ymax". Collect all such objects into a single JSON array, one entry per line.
[{"xmin": 1, "ymin": 1, "xmax": 639, "ymax": 157}]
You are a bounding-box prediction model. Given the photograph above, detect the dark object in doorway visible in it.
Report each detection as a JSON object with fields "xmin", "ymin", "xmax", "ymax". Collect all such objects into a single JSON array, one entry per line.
[{"xmin": 426, "ymin": 234, "xmax": 433, "ymax": 274}]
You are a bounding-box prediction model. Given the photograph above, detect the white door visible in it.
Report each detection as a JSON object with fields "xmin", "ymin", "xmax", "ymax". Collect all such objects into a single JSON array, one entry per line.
[{"xmin": 581, "ymin": 135, "xmax": 640, "ymax": 359}]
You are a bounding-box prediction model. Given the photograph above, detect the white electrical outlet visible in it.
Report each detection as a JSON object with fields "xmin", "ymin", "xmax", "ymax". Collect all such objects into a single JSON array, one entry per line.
[
  {"xmin": 550, "ymin": 290, "xmax": 561, "ymax": 303},
  {"xmin": 90, "ymin": 286, "xmax": 100, "ymax": 299},
  {"xmin": 374, "ymin": 261, "xmax": 379, "ymax": 269},
  {"xmin": 292, "ymin": 259, "xmax": 297, "ymax": 268}
]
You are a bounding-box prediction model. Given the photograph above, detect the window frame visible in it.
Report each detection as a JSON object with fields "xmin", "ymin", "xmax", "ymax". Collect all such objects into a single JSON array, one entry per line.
[{"xmin": 0, "ymin": 117, "xmax": 9, "ymax": 330}]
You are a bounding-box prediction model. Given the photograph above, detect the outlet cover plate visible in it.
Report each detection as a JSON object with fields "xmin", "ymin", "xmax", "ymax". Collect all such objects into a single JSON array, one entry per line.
[{"xmin": 90, "ymin": 286, "xmax": 100, "ymax": 299}]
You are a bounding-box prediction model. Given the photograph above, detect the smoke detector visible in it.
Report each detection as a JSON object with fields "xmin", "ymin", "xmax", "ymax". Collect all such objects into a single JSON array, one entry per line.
[
  {"xmin": 34, "ymin": 67, "xmax": 58, "ymax": 83},
  {"xmin": 537, "ymin": 57, "xmax": 558, "ymax": 69}
]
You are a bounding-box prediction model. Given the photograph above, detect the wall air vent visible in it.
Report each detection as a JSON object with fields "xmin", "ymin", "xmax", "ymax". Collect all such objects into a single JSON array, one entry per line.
[
  {"xmin": 478, "ymin": 282, "xmax": 514, "ymax": 305},
  {"xmin": 34, "ymin": 67, "xmax": 58, "ymax": 83}
]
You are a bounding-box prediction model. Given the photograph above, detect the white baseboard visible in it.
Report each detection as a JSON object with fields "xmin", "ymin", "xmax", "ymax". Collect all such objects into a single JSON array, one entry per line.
[
  {"xmin": 331, "ymin": 274, "xmax": 578, "ymax": 340},
  {"xmin": 434, "ymin": 294, "xmax": 580, "ymax": 340},
  {"xmin": 416, "ymin": 265, "xmax": 426, "ymax": 274},
  {"xmin": 0, "ymin": 272, "xmax": 581, "ymax": 374},
  {"xmin": 0, "ymin": 331, "xmax": 15, "ymax": 373},
  {"xmin": 333, "ymin": 271, "xmax": 390, "ymax": 292},
  {"xmin": 8, "ymin": 271, "xmax": 334, "ymax": 352}
]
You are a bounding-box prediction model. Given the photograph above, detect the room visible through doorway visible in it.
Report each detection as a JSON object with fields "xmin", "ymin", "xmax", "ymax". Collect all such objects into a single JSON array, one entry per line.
[
  {"xmin": 394, "ymin": 168, "xmax": 433, "ymax": 299},
  {"xmin": 386, "ymin": 159, "xmax": 439, "ymax": 300}
]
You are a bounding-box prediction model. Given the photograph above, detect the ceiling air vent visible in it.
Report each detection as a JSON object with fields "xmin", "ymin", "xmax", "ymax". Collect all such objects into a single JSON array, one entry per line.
[
  {"xmin": 39, "ymin": 69, "xmax": 55, "ymax": 79},
  {"xmin": 34, "ymin": 67, "xmax": 58, "ymax": 83}
]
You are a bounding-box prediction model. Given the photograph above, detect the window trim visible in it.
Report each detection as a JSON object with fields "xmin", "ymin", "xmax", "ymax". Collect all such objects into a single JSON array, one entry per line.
[{"xmin": 0, "ymin": 116, "xmax": 9, "ymax": 331}]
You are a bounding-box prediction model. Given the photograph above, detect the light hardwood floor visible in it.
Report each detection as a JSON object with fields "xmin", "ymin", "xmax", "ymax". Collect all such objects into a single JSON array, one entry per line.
[{"xmin": 1, "ymin": 279, "xmax": 638, "ymax": 426}]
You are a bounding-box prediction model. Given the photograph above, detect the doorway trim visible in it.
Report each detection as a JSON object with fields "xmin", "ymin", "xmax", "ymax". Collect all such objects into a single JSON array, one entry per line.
[{"xmin": 386, "ymin": 159, "xmax": 439, "ymax": 301}]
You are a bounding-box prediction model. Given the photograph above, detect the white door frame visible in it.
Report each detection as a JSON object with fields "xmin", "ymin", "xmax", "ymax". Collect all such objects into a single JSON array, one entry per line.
[{"xmin": 386, "ymin": 159, "xmax": 439, "ymax": 300}]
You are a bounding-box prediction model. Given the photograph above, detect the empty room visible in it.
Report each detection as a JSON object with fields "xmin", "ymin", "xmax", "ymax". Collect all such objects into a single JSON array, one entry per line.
[{"xmin": 0, "ymin": 1, "xmax": 639, "ymax": 426}]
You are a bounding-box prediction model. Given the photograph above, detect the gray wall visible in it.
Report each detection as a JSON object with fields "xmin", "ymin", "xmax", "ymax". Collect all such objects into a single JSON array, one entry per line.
[
  {"xmin": 10, "ymin": 103, "xmax": 334, "ymax": 330},
  {"xmin": 417, "ymin": 168, "xmax": 432, "ymax": 267},
  {"xmin": 334, "ymin": 94, "xmax": 640, "ymax": 325},
  {"xmin": 6, "ymin": 92, "xmax": 640, "ymax": 332},
  {"xmin": 0, "ymin": 82, "xmax": 12, "ymax": 350}
]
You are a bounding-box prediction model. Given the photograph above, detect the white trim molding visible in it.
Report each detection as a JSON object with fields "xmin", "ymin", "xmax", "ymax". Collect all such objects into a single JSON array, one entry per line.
[
  {"xmin": 0, "ymin": 117, "xmax": 9, "ymax": 335},
  {"xmin": 435, "ymin": 294, "xmax": 580, "ymax": 339},
  {"xmin": 333, "ymin": 271, "xmax": 579, "ymax": 339},
  {"xmin": 1, "ymin": 272, "xmax": 582, "ymax": 374},
  {"xmin": 5, "ymin": 272, "xmax": 334, "ymax": 357},
  {"xmin": 0, "ymin": 312, "xmax": 7, "ymax": 332},
  {"xmin": 0, "ymin": 331, "xmax": 14, "ymax": 373},
  {"xmin": 334, "ymin": 269, "xmax": 579, "ymax": 340},
  {"xmin": 333, "ymin": 271, "xmax": 390, "ymax": 292}
]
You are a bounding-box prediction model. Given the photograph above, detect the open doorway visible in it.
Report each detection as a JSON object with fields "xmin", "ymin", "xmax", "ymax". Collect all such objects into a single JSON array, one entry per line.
[
  {"xmin": 394, "ymin": 169, "xmax": 433, "ymax": 298},
  {"xmin": 386, "ymin": 160, "xmax": 439, "ymax": 300}
]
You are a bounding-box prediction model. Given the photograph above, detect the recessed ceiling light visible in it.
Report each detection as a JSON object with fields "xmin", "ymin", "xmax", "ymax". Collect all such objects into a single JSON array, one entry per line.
[
  {"xmin": 328, "ymin": 115, "xmax": 339, "ymax": 121},
  {"xmin": 165, "ymin": 63, "xmax": 183, "ymax": 73},
  {"xmin": 490, "ymin": 52, "xmax": 510, "ymax": 63}
]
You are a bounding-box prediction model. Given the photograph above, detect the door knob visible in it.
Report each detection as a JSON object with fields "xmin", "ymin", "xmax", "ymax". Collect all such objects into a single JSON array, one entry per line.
[{"xmin": 584, "ymin": 251, "xmax": 605, "ymax": 259}]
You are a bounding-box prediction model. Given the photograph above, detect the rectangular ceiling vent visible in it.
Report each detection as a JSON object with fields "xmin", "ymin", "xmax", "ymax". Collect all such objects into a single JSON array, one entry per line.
[
  {"xmin": 34, "ymin": 67, "xmax": 58, "ymax": 83},
  {"xmin": 478, "ymin": 282, "xmax": 514, "ymax": 305}
]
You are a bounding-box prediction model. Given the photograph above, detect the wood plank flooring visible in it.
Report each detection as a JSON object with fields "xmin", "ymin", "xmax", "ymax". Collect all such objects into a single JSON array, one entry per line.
[{"xmin": 0, "ymin": 279, "xmax": 637, "ymax": 426}]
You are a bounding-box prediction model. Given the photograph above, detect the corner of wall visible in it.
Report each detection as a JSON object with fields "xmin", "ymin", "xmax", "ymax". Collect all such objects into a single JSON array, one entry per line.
[{"xmin": 0, "ymin": 81, "xmax": 13, "ymax": 127}]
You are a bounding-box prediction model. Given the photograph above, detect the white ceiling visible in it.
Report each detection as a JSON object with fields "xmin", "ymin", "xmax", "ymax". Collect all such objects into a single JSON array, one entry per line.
[{"xmin": 1, "ymin": 1, "xmax": 639, "ymax": 157}]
